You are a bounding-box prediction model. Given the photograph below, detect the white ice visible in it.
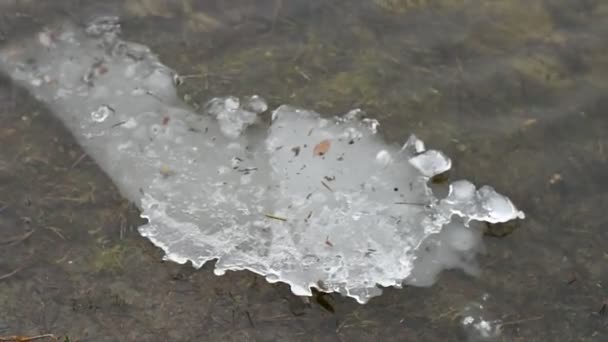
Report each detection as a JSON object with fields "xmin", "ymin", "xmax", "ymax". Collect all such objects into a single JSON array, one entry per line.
[{"xmin": 0, "ymin": 17, "xmax": 524, "ymax": 304}]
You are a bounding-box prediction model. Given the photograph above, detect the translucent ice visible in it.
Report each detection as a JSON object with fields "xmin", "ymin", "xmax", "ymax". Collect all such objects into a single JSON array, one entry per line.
[
  {"xmin": 409, "ymin": 150, "xmax": 451, "ymax": 177},
  {"xmin": 205, "ymin": 95, "xmax": 268, "ymax": 139},
  {"xmin": 0, "ymin": 18, "xmax": 524, "ymax": 303}
]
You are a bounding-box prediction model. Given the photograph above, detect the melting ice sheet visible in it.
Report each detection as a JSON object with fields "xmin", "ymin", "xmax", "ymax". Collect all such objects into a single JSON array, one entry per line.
[{"xmin": 0, "ymin": 18, "xmax": 524, "ymax": 304}]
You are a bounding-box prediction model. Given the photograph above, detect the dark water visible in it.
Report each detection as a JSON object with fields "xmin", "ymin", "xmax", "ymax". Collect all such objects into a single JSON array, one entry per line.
[{"xmin": 0, "ymin": 1, "xmax": 607, "ymax": 341}]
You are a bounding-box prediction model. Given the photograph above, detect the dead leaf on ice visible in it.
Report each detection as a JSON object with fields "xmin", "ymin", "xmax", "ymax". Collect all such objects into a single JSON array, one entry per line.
[{"xmin": 313, "ymin": 139, "xmax": 331, "ymax": 156}]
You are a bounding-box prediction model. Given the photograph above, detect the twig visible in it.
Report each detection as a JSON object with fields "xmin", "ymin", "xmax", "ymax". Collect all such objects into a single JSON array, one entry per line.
[
  {"xmin": 237, "ymin": 167, "xmax": 258, "ymax": 173},
  {"xmin": 0, "ymin": 334, "xmax": 57, "ymax": 341},
  {"xmin": 0, "ymin": 230, "xmax": 34, "ymax": 245},
  {"xmin": 394, "ymin": 201, "xmax": 426, "ymax": 206},
  {"xmin": 272, "ymin": 0, "xmax": 283, "ymax": 30},
  {"xmin": 178, "ymin": 73, "xmax": 209, "ymax": 80},
  {"xmin": 145, "ymin": 90, "xmax": 163, "ymax": 102},
  {"xmin": 321, "ymin": 181, "xmax": 333, "ymax": 192},
  {"xmin": 69, "ymin": 152, "xmax": 87, "ymax": 170},
  {"xmin": 45, "ymin": 226, "xmax": 66, "ymax": 240},
  {"xmin": 0, "ymin": 266, "xmax": 23, "ymax": 281},
  {"xmin": 295, "ymin": 67, "xmax": 311, "ymax": 81},
  {"xmin": 264, "ymin": 214, "xmax": 287, "ymax": 222},
  {"xmin": 111, "ymin": 120, "xmax": 127, "ymax": 128},
  {"xmin": 245, "ymin": 311, "xmax": 255, "ymax": 328},
  {"xmin": 499, "ymin": 315, "xmax": 543, "ymax": 327}
]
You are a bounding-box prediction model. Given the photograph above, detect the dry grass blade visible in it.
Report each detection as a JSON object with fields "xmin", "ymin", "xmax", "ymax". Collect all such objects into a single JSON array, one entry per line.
[
  {"xmin": 0, "ymin": 230, "xmax": 34, "ymax": 246},
  {"xmin": 321, "ymin": 181, "xmax": 333, "ymax": 192},
  {"xmin": 69, "ymin": 152, "xmax": 87, "ymax": 170},
  {"xmin": 0, "ymin": 266, "xmax": 23, "ymax": 281},
  {"xmin": 264, "ymin": 214, "xmax": 288, "ymax": 222},
  {"xmin": 499, "ymin": 315, "xmax": 544, "ymax": 327},
  {"xmin": 0, "ymin": 334, "xmax": 57, "ymax": 341}
]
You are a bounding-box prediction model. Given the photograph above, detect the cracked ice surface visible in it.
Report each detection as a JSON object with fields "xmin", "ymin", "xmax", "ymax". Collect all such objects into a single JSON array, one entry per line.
[{"xmin": 0, "ymin": 17, "xmax": 524, "ymax": 303}]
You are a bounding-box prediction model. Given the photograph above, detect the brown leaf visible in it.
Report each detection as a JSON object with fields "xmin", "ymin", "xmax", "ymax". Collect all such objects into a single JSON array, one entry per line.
[{"xmin": 313, "ymin": 139, "xmax": 331, "ymax": 156}]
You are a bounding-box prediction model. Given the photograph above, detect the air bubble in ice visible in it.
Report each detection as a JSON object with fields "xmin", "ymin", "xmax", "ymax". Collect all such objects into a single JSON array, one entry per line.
[{"xmin": 90, "ymin": 105, "xmax": 114, "ymax": 122}]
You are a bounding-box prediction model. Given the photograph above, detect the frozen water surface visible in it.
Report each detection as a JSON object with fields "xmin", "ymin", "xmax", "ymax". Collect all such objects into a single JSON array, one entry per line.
[{"xmin": 0, "ymin": 17, "xmax": 524, "ymax": 304}]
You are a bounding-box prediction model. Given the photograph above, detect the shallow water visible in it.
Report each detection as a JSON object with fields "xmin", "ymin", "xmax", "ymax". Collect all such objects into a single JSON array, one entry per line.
[{"xmin": 0, "ymin": 1, "xmax": 607, "ymax": 341}]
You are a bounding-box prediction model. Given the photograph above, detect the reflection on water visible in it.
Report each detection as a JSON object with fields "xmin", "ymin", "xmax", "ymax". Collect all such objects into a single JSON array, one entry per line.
[{"xmin": 0, "ymin": 1, "xmax": 607, "ymax": 341}]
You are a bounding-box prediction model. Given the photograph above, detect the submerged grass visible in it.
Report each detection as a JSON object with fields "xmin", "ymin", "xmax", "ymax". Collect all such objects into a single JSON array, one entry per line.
[{"xmin": 0, "ymin": 0, "xmax": 607, "ymax": 340}]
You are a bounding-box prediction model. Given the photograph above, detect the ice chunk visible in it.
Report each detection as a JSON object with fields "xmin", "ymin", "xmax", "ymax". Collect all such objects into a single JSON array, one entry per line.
[
  {"xmin": 205, "ymin": 95, "xmax": 267, "ymax": 139},
  {"xmin": 401, "ymin": 134, "xmax": 426, "ymax": 155},
  {"xmin": 409, "ymin": 150, "xmax": 451, "ymax": 177},
  {"xmin": 0, "ymin": 18, "xmax": 524, "ymax": 304},
  {"xmin": 437, "ymin": 181, "xmax": 525, "ymax": 225},
  {"xmin": 242, "ymin": 94, "xmax": 268, "ymax": 113},
  {"xmin": 449, "ymin": 180, "xmax": 477, "ymax": 201}
]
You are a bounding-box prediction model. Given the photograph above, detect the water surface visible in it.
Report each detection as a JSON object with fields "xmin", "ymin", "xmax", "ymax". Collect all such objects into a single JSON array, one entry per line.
[{"xmin": 0, "ymin": 1, "xmax": 607, "ymax": 341}]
